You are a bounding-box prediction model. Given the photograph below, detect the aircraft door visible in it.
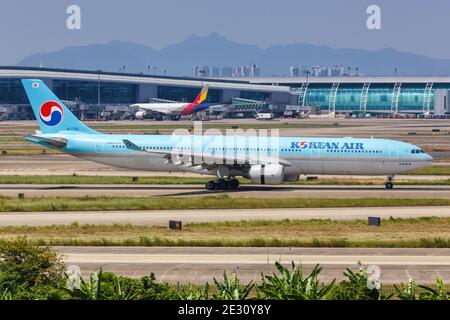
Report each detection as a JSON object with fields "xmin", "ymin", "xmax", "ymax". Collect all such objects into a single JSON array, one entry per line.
[{"xmin": 95, "ymin": 142, "xmax": 103, "ymax": 153}]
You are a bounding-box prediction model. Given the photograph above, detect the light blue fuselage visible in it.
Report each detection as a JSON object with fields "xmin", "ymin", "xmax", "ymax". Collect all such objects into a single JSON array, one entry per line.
[
  {"xmin": 20, "ymin": 78, "xmax": 433, "ymax": 183},
  {"xmin": 28, "ymin": 132, "xmax": 433, "ymax": 177}
]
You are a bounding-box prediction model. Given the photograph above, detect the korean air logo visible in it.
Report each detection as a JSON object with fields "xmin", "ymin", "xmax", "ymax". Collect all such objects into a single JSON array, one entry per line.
[
  {"xmin": 39, "ymin": 101, "xmax": 64, "ymax": 127},
  {"xmin": 299, "ymin": 141, "xmax": 308, "ymax": 149}
]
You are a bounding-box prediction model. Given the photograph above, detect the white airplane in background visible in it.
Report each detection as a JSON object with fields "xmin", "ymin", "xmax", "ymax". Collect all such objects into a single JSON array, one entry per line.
[{"xmin": 131, "ymin": 85, "xmax": 209, "ymax": 119}]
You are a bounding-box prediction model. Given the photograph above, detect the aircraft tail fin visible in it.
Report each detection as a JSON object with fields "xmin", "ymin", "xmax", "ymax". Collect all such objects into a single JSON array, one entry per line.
[
  {"xmin": 21, "ymin": 79, "xmax": 98, "ymax": 134},
  {"xmin": 192, "ymin": 84, "xmax": 209, "ymax": 105}
]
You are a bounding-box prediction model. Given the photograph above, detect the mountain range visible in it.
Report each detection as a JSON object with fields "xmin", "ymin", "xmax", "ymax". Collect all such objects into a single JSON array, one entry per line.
[{"xmin": 17, "ymin": 33, "xmax": 450, "ymax": 76}]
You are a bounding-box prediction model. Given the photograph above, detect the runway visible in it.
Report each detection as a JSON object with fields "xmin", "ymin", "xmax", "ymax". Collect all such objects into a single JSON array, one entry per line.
[
  {"xmin": 1, "ymin": 154, "xmax": 450, "ymax": 176},
  {"xmin": 1, "ymin": 206, "xmax": 450, "ymax": 226},
  {"xmin": 55, "ymin": 247, "xmax": 450, "ymax": 284},
  {"xmin": 2, "ymin": 183, "xmax": 450, "ymax": 198}
]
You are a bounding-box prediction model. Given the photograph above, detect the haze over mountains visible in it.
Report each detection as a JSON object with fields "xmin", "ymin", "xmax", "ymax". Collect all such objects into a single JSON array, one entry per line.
[{"xmin": 17, "ymin": 33, "xmax": 450, "ymax": 77}]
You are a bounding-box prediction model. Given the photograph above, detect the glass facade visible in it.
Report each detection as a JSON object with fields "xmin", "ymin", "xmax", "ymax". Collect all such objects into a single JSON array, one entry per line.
[
  {"xmin": 53, "ymin": 80, "xmax": 138, "ymax": 104},
  {"xmin": 157, "ymin": 85, "xmax": 222, "ymax": 103},
  {"xmin": 2, "ymin": 72, "xmax": 450, "ymax": 115},
  {"xmin": 240, "ymin": 91, "xmax": 271, "ymax": 101},
  {"xmin": 298, "ymin": 83, "xmax": 450, "ymax": 113},
  {"xmin": 0, "ymin": 79, "xmax": 28, "ymax": 104}
]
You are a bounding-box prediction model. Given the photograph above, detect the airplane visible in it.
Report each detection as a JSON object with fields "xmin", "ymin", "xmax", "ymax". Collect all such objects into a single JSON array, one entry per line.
[
  {"xmin": 131, "ymin": 85, "xmax": 209, "ymax": 119},
  {"xmin": 22, "ymin": 79, "xmax": 433, "ymax": 191}
]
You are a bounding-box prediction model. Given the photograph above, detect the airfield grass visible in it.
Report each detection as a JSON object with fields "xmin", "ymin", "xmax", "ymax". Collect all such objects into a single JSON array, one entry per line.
[
  {"xmin": 409, "ymin": 166, "xmax": 450, "ymax": 175},
  {"xmin": 0, "ymin": 195, "xmax": 450, "ymax": 212},
  {"xmin": 0, "ymin": 147, "xmax": 60, "ymax": 155},
  {"xmin": 1, "ymin": 174, "xmax": 450, "ymax": 185},
  {"xmin": 2, "ymin": 217, "xmax": 450, "ymax": 248}
]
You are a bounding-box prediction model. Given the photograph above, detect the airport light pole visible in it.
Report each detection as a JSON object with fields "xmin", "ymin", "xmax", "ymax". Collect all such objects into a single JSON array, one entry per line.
[
  {"xmin": 97, "ymin": 69, "xmax": 102, "ymax": 106},
  {"xmin": 304, "ymin": 69, "xmax": 310, "ymax": 84}
]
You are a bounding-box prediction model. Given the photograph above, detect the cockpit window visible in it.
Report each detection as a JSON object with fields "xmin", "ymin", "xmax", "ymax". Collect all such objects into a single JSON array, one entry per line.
[{"xmin": 411, "ymin": 149, "xmax": 425, "ymax": 154}]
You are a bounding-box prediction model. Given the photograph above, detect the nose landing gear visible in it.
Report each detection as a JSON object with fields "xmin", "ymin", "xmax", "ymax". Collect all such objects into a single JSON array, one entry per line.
[
  {"xmin": 205, "ymin": 178, "xmax": 240, "ymax": 191},
  {"xmin": 385, "ymin": 176, "xmax": 394, "ymax": 189}
]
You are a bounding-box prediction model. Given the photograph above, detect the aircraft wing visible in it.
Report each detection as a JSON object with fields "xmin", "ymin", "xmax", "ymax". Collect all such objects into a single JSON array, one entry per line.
[
  {"xmin": 123, "ymin": 139, "xmax": 293, "ymax": 167},
  {"xmin": 25, "ymin": 135, "xmax": 67, "ymax": 148}
]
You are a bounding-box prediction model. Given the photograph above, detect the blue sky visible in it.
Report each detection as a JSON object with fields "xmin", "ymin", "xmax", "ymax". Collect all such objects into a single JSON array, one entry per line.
[{"xmin": 1, "ymin": 0, "xmax": 449, "ymax": 64}]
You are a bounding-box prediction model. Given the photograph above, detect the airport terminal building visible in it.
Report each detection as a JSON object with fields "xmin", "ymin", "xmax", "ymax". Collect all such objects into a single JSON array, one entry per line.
[{"xmin": 1, "ymin": 66, "xmax": 450, "ymax": 119}]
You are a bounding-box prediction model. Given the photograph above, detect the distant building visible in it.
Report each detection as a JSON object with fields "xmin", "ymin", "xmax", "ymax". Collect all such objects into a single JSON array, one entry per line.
[
  {"xmin": 330, "ymin": 66, "xmax": 345, "ymax": 77},
  {"xmin": 211, "ymin": 66, "xmax": 220, "ymax": 77},
  {"xmin": 193, "ymin": 65, "xmax": 211, "ymax": 77},
  {"xmin": 311, "ymin": 66, "xmax": 329, "ymax": 77},
  {"xmin": 289, "ymin": 66, "xmax": 305, "ymax": 77},
  {"xmin": 251, "ymin": 64, "xmax": 260, "ymax": 77},
  {"xmin": 221, "ymin": 66, "xmax": 233, "ymax": 77}
]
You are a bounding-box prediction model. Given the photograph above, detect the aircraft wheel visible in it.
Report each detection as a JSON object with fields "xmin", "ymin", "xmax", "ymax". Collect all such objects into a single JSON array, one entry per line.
[
  {"xmin": 205, "ymin": 181, "xmax": 217, "ymax": 191},
  {"xmin": 217, "ymin": 179, "xmax": 229, "ymax": 190},
  {"xmin": 385, "ymin": 182, "xmax": 394, "ymax": 190},
  {"xmin": 229, "ymin": 179, "xmax": 240, "ymax": 190}
]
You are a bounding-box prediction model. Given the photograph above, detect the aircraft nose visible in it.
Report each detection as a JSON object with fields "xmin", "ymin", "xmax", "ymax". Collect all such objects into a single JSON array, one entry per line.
[{"xmin": 425, "ymin": 153, "xmax": 433, "ymax": 161}]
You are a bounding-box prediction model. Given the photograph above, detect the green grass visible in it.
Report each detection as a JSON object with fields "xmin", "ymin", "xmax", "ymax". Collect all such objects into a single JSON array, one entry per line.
[
  {"xmin": 88, "ymin": 122, "xmax": 344, "ymax": 131},
  {"xmin": 0, "ymin": 148, "xmax": 60, "ymax": 155},
  {"xmin": 26, "ymin": 237, "xmax": 450, "ymax": 248},
  {"xmin": 2, "ymin": 174, "xmax": 450, "ymax": 185},
  {"xmin": 408, "ymin": 166, "xmax": 450, "ymax": 176},
  {"xmin": 3, "ymin": 217, "xmax": 450, "ymax": 248},
  {"xmin": 0, "ymin": 195, "xmax": 450, "ymax": 212},
  {"xmin": 0, "ymin": 175, "xmax": 214, "ymax": 185}
]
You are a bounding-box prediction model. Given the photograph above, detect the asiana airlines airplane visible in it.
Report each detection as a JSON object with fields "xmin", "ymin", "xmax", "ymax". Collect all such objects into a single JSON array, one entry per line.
[{"xmin": 22, "ymin": 79, "xmax": 432, "ymax": 191}]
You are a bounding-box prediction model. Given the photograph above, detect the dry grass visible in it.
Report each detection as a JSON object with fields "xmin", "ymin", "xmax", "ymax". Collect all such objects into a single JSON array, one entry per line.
[{"xmin": 1, "ymin": 217, "xmax": 450, "ymax": 247}]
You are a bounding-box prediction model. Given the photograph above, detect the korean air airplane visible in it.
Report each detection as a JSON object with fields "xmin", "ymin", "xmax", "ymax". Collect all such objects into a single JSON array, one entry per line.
[
  {"xmin": 22, "ymin": 79, "xmax": 433, "ymax": 191},
  {"xmin": 131, "ymin": 85, "xmax": 209, "ymax": 119}
]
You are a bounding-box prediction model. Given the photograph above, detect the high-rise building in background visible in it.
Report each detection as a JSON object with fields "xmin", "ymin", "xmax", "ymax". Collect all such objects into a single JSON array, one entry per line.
[
  {"xmin": 211, "ymin": 66, "xmax": 220, "ymax": 77},
  {"xmin": 195, "ymin": 64, "xmax": 261, "ymax": 77},
  {"xmin": 221, "ymin": 66, "xmax": 233, "ymax": 77},
  {"xmin": 289, "ymin": 66, "xmax": 307, "ymax": 77},
  {"xmin": 330, "ymin": 66, "xmax": 345, "ymax": 76},
  {"xmin": 193, "ymin": 65, "xmax": 211, "ymax": 77},
  {"xmin": 251, "ymin": 64, "xmax": 260, "ymax": 77},
  {"xmin": 291, "ymin": 65, "xmax": 348, "ymax": 77}
]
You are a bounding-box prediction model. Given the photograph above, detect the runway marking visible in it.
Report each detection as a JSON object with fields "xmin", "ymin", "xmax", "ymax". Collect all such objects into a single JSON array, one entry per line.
[
  {"xmin": 2, "ymin": 206, "xmax": 450, "ymax": 226},
  {"xmin": 64, "ymin": 254, "xmax": 450, "ymax": 266}
]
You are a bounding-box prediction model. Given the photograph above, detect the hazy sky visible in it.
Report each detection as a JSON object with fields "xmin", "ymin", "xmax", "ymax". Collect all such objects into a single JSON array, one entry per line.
[{"xmin": 1, "ymin": 0, "xmax": 449, "ymax": 64}]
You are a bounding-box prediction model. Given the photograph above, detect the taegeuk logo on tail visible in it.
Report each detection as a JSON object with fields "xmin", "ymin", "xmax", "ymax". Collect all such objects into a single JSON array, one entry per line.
[{"xmin": 39, "ymin": 101, "xmax": 64, "ymax": 127}]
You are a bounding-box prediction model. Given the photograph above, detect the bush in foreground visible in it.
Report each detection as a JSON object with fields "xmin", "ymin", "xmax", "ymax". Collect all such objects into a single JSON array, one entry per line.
[{"xmin": 1, "ymin": 240, "xmax": 450, "ymax": 300}]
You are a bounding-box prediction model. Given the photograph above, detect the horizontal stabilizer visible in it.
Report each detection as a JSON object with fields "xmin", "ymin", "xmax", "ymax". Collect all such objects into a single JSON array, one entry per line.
[{"xmin": 26, "ymin": 135, "xmax": 67, "ymax": 148}]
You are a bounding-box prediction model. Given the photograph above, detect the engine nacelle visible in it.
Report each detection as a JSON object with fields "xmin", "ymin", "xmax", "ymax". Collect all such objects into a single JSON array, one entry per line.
[
  {"xmin": 248, "ymin": 164, "xmax": 284, "ymax": 185},
  {"xmin": 135, "ymin": 111, "xmax": 147, "ymax": 119}
]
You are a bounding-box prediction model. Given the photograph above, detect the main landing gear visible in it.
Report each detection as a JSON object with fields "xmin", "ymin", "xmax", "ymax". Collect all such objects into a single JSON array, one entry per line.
[
  {"xmin": 205, "ymin": 178, "xmax": 240, "ymax": 191},
  {"xmin": 385, "ymin": 176, "xmax": 394, "ymax": 189}
]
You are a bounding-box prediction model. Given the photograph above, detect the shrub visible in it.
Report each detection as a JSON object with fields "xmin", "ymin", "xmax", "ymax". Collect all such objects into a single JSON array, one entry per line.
[
  {"xmin": 257, "ymin": 262, "xmax": 335, "ymax": 300},
  {"xmin": 394, "ymin": 279, "xmax": 417, "ymax": 300},
  {"xmin": 328, "ymin": 262, "xmax": 393, "ymax": 300},
  {"xmin": 0, "ymin": 238, "xmax": 65, "ymax": 297},
  {"xmin": 212, "ymin": 272, "xmax": 254, "ymax": 300},
  {"xmin": 176, "ymin": 283, "xmax": 210, "ymax": 300},
  {"xmin": 419, "ymin": 278, "xmax": 450, "ymax": 300}
]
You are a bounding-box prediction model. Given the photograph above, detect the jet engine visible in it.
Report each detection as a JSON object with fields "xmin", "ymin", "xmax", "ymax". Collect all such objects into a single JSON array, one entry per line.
[
  {"xmin": 135, "ymin": 111, "xmax": 147, "ymax": 119},
  {"xmin": 248, "ymin": 164, "xmax": 284, "ymax": 185}
]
